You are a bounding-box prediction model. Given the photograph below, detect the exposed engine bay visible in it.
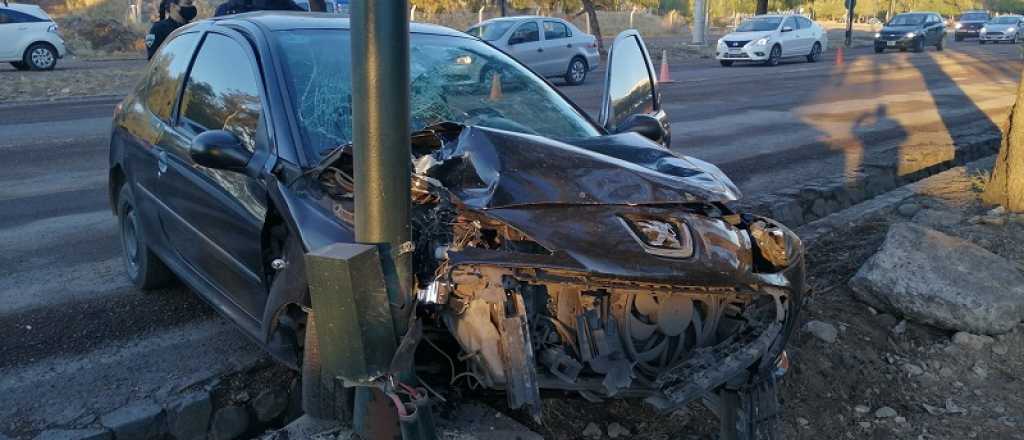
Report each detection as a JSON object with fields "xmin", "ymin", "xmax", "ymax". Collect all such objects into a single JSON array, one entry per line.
[{"xmin": 314, "ymin": 123, "xmax": 805, "ymax": 419}]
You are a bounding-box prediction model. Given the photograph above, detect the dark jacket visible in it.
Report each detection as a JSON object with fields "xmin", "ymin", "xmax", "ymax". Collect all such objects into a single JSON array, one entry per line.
[{"xmin": 145, "ymin": 18, "xmax": 185, "ymax": 59}]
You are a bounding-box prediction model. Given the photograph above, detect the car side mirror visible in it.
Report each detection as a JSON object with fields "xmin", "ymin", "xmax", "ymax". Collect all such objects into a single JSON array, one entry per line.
[
  {"xmin": 190, "ymin": 130, "xmax": 252, "ymax": 173},
  {"xmin": 616, "ymin": 113, "xmax": 667, "ymax": 145},
  {"xmin": 781, "ymin": 26, "xmax": 794, "ymax": 32}
]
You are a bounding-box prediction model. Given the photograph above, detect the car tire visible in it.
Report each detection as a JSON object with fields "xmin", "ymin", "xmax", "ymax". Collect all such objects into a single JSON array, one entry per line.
[
  {"xmin": 874, "ymin": 45, "xmax": 885, "ymax": 53},
  {"xmin": 979, "ymin": 40, "xmax": 987, "ymax": 45},
  {"xmin": 117, "ymin": 184, "xmax": 175, "ymax": 290},
  {"xmin": 564, "ymin": 56, "xmax": 588, "ymax": 86},
  {"xmin": 936, "ymin": 37, "xmax": 944, "ymax": 51},
  {"xmin": 806, "ymin": 42, "xmax": 821, "ymax": 63},
  {"xmin": 302, "ymin": 311, "xmax": 355, "ymax": 421},
  {"xmin": 23, "ymin": 43, "xmax": 57, "ymax": 71},
  {"xmin": 10, "ymin": 61, "xmax": 30, "ymax": 70},
  {"xmin": 912, "ymin": 38, "xmax": 925, "ymax": 52},
  {"xmin": 765, "ymin": 44, "xmax": 782, "ymax": 66},
  {"xmin": 716, "ymin": 378, "xmax": 783, "ymax": 440},
  {"xmin": 720, "ymin": 60, "xmax": 734, "ymax": 67}
]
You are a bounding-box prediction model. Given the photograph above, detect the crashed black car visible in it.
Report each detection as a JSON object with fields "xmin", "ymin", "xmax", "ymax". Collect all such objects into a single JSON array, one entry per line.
[{"xmin": 108, "ymin": 12, "xmax": 804, "ymax": 437}]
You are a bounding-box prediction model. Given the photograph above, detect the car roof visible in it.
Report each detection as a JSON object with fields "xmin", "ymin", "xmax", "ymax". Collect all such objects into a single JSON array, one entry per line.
[
  {"xmin": 213, "ymin": 11, "xmax": 467, "ymax": 38},
  {"xmin": 1, "ymin": 2, "xmax": 51, "ymax": 20}
]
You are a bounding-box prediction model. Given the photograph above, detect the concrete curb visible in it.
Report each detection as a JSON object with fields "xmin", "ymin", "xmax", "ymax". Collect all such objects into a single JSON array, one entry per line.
[
  {"xmin": 794, "ymin": 155, "xmax": 997, "ymax": 243},
  {"xmin": 741, "ymin": 132, "xmax": 1001, "ymax": 229}
]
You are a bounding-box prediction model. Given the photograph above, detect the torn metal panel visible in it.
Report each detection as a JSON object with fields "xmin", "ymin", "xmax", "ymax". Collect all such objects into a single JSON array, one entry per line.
[{"xmin": 423, "ymin": 125, "xmax": 741, "ymax": 210}]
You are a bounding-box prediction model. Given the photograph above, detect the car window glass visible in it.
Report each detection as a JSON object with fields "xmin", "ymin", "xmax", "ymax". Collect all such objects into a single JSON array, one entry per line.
[
  {"xmin": 606, "ymin": 35, "xmax": 655, "ymax": 130},
  {"xmin": 511, "ymin": 21, "xmax": 539, "ymax": 44},
  {"xmin": 274, "ymin": 30, "xmax": 600, "ymax": 158},
  {"xmin": 783, "ymin": 17, "xmax": 797, "ymax": 30},
  {"xmin": 178, "ymin": 33, "xmax": 263, "ymax": 152},
  {"xmin": 0, "ymin": 10, "xmax": 19, "ymax": 23},
  {"xmin": 142, "ymin": 32, "xmax": 199, "ymax": 123},
  {"xmin": 798, "ymin": 17, "xmax": 813, "ymax": 28},
  {"xmin": 543, "ymin": 21, "xmax": 569, "ymax": 40}
]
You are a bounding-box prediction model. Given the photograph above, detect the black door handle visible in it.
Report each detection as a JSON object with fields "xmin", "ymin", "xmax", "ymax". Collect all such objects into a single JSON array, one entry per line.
[{"xmin": 537, "ymin": 48, "xmax": 543, "ymax": 52}]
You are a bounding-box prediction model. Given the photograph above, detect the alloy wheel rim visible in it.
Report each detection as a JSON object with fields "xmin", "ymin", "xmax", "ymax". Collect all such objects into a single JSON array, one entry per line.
[
  {"xmin": 31, "ymin": 48, "xmax": 54, "ymax": 68},
  {"xmin": 771, "ymin": 46, "xmax": 780, "ymax": 64},
  {"xmin": 812, "ymin": 44, "xmax": 821, "ymax": 60},
  {"xmin": 571, "ymin": 61, "xmax": 585, "ymax": 82}
]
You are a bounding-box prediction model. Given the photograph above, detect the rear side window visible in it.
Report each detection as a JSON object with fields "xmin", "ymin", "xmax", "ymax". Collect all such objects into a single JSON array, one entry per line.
[
  {"xmin": 798, "ymin": 17, "xmax": 813, "ymax": 29},
  {"xmin": 178, "ymin": 33, "xmax": 263, "ymax": 152},
  {"xmin": 142, "ymin": 32, "xmax": 199, "ymax": 122},
  {"xmin": 544, "ymin": 21, "xmax": 569, "ymax": 40}
]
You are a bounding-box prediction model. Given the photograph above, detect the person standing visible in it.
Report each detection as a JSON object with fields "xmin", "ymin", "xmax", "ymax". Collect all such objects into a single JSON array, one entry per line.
[{"xmin": 145, "ymin": 0, "xmax": 197, "ymax": 59}]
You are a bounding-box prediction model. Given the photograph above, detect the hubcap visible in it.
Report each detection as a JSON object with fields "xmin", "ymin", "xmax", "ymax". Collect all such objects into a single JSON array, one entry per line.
[
  {"xmin": 570, "ymin": 60, "xmax": 585, "ymax": 82},
  {"xmin": 121, "ymin": 207, "xmax": 140, "ymax": 274},
  {"xmin": 30, "ymin": 47, "xmax": 54, "ymax": 68},
  {"xmin": 771, "ymin": 47, "xmax": 780, "ymax": 64},
  {"xmin": 812, "ymin": 44, "xmax": 820, "ymax": 59}
]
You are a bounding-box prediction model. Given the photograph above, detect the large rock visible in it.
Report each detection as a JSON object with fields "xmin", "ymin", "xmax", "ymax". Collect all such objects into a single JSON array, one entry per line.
[{"xmin": 849, "ymin": 222, "xmax": 1024, "ymax": 335}]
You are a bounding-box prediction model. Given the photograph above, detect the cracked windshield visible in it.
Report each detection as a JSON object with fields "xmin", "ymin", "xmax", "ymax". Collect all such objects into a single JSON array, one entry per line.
[{"xmin": 275, "ymin": 30, "xmax": 599, "ymax": 158}]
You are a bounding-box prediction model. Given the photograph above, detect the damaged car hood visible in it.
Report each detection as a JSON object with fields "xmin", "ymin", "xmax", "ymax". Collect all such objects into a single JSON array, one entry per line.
[{"xmin": 427, "ymin": 126, "xmax": 741, "ymax": 210}]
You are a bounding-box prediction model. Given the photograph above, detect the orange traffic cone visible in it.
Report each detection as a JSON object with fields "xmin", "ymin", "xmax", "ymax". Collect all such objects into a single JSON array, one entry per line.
[
  {"xmin": 658, "ymin": 50, "xmax": 675, "ymax": 84},
  {"xmin": 835, "ymin": 46, "xmax": 844, "ymax": 66},
  {"xmin": 489, "ymin": 72, "xmax": 502, "ymax": 101}
]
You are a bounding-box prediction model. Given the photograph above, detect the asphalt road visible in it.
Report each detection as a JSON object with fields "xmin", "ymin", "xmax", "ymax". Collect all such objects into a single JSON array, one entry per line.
[{"xmin": 0, "ymin": 40, "xmax": 1019, "ymax": 437}]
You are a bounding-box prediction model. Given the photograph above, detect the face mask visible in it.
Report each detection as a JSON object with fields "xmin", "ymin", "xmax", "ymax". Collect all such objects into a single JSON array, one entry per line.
[{"xmin": 178, "ymin": 5, "xmax": 197, "ymax": 21}]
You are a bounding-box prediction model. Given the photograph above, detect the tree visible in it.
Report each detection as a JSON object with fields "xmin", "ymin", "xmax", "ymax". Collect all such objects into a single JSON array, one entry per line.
[
  {"xmin": 983, "ymin": 71, "xmax": 1024, "ymax": 212},
  {"xmin": 756, "ymin": 0, "xmax": 768, "ymax": 14},
  {"xmin": 580, "ymin": 0, "xmax": 604, "ymax": 53}
]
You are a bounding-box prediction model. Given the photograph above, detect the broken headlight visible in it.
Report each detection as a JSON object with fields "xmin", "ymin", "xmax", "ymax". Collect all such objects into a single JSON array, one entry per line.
[{"xmin": 620, "ymin": 216, "xmax": 694, "ymax": 258}]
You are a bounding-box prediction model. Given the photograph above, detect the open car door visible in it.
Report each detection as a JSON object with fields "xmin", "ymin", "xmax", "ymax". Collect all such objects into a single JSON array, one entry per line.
[{"xmin": 599, "ymin": 30, "xmax": 671, "ymax": 147}]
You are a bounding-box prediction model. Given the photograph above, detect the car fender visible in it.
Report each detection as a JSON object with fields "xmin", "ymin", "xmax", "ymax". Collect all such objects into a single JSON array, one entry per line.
[{"xmin": 260, "ymin": 177, "xmax": 354, "ymax": 345}]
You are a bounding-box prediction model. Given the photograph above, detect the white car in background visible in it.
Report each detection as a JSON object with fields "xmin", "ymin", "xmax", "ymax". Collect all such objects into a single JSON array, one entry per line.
[
  {"xmin": 466, "ymin": 16, "xmax": 600, "ymax": 85},
  {"xmin": 980, "ymin": 15, "xmax": 1024, "ymax": 44},
  {"xmin": 0, "ymin": 2, "xmax": 66, "ymax": 70},
  {"xmin": 717, "ymin": 14, "xmax": 827, "ymax": 67}
]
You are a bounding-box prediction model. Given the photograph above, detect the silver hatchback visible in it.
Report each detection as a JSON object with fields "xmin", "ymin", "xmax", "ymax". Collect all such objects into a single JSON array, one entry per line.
[{"xmin": 467, "ymin": 16, "xmax": 600, "ymax": 85}]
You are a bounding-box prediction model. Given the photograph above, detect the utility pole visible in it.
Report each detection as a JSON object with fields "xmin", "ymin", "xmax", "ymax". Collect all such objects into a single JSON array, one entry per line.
[
  {"xmin": 498, "ymin": 0, "xmax": 507, "ymax": 16},
  {"xmin": 845, "ymin": 0, "xmax": 856, "ymax": 47},
  {"xmin": 349, "ymin": 0, "xmax": 415, "ymax": 437},
  {"xmin": 756, "ymin": 0, "xmax": 768, "ymax": 15},
  {"xmin": 887, "ymin": 0, "xmax": 895, "ymax": 21},
  {"xmin": 693, "ymin": 0, "xmax": 706, "ymax": 44}
]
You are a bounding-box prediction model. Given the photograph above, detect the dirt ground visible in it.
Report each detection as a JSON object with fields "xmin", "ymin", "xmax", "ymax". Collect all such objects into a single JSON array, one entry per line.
[
  {"xmin": 0, "ymin": 59, "xmax": 145, "ymax": 102},
  {"xmin": 490, "ymin": 167, "xmax": 1024, "ymax": 440}
]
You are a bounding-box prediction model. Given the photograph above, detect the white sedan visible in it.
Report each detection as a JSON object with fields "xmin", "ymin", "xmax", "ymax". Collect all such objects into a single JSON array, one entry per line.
[
  {"xmin": 467, "ymin": 16, "xmax": 600, "ymax": 85},
  {"xmin": 717, "ymin": 14, "xmax": 827, "ymax": 67},
  {"xmin": 0, "ymin": 2, "xmax": 67, "ymax": 70}
]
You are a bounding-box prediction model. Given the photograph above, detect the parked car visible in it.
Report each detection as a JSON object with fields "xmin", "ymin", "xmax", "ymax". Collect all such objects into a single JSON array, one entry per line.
[
  {"xmin": 109, "ymin": 12, "xmax": 803, "ymax": 436},
  {"xmin": 954, "ymin": 10, "xmax": 990, "ymax": 41},
  {"xmin": 716, "ymin": 14, "xmax": 827, "ymax": 67},
  {"xmin": 979, "ymin": 14, "xmax": 1024, "ymax": 44},
  {"xmin": 874, "ymin": 12, "xmax": 947, "ymax": 53},
  {"xmin": 0, "ymin": 2, "xmax": 67, "ymax": 70},
  {"xmin": 466, "ymin": 16, "xmax": 599, "ymax": 85}
]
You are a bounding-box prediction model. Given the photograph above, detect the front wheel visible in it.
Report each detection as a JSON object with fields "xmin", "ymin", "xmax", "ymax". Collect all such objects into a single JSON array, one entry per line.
[
  {"xmin": 874, "ymin": 45, "xmax": 885, "ymax": 53},
  {"xmin": 912, "ymin": 38, "xmax": 925, "ymax": 52},
  {"xmin": 936, "ymin": 36, "xmax": 944, "ymax": 51},
  {"xmin": 764, "ymin": 45, "xmax": 782, "ymax": 66},
  {"xmin": 564, "ymin": 57, "xmax": 588, "ymax": 86},
  {"xmin": 302, "ymin": 311, "xmax": 355, "ymax": 421},
  {"xmin": 720, "ymin": 60, "xmax": 734, "ymax": 67},
  {"xmin": 117, "ymin": 184, "xmax": 174, "ymax": 290},
  {"xmin": 24, "ymin": 43, "xmax": 57, "ymax": 70},
  {"xmin": 806, "ymin": 42, "xmax": 821, "ymax": 63},
  {"xmin": 979, "ymin": 40, "xmax": 987, "ymax": 45},
  {"xmin": 716, "ymin": 377, "xmax": 783, "ymax": 440}
]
